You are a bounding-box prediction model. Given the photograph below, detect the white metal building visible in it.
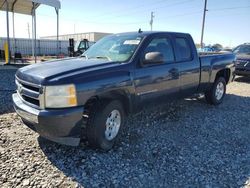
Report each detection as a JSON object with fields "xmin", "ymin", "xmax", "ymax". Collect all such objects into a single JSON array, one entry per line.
[
  {"xmin": 0, "ymin": 37, "xmax": 69, "ymax": 55},
  {"xmin": 41, "ymin": 32, "xmax": 112, "ymax": 42},
  {"xmin": 0, "ymin": 0, "xmax": 61, "ymax": 63}
]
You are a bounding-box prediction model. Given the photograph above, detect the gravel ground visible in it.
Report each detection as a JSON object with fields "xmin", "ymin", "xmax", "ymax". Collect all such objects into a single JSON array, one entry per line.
[
  {"xmin": 0, "ymin": 66, "xmax": 17, "ymax": 114},
  {"xmin": 0, "ymin": 67, "xmax": 250, "ymax": 187}
]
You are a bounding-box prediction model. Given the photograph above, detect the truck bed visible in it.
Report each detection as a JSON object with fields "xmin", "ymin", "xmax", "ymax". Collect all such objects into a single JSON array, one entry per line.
[
  {"xmin": 199, "ymin": 51, "xmax": 233, "ymax": 56},
  {"xmin": 198, "ymin": 52, "xmax": 235, "ymax": 92}
]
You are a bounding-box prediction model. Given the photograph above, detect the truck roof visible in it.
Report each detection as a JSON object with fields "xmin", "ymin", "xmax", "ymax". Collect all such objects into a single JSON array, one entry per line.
[{"xmin": 114, "ymin": 31, "xmax": 190, "ymax": 37}]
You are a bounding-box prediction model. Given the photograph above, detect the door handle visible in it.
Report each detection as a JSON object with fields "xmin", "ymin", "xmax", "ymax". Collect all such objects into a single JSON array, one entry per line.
[
  {"xmin": 169, "ymin": 68, "xmax": 179, "ymax": 78},
  {"xmin": 169, "ymin": 68, "xmax": 178, "ymax": 74}
]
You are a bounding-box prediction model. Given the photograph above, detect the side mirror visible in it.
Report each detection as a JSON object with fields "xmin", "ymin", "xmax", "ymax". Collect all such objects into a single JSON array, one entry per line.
[{"xmin": 142, "ymin": 52, "xmax": 164, "ymax": 65}]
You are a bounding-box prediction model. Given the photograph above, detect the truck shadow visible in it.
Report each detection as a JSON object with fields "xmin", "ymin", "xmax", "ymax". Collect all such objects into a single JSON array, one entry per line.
[{"xmin": 38, "ymin": 93, "xmax": 250, "ymax": 187}]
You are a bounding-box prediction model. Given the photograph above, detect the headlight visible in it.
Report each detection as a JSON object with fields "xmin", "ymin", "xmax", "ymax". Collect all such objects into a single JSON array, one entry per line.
[{"xmin": 45, "ymin": 84, "xmax": 77, "ymax": 108}]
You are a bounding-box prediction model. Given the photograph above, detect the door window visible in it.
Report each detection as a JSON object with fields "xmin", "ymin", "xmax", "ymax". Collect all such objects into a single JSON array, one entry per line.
[{"xmin": 144, "ymin": 38, "xmax": 175, "ymax": 63}]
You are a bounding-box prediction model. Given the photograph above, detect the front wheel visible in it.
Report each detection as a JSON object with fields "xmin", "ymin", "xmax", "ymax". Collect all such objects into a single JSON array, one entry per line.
[
  {"xmin": 205, "ymin": 77, "xmax": 226, "ymax": 105},
  {"xmin": 86, "ymin": 100, "xmax": 125, "ymax": 151}
]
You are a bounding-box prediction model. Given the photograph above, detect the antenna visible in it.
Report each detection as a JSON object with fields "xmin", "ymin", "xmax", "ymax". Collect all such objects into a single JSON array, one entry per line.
[{"xmin": 149, "ymin": 12, "xmax": 155, "ymax": 31}]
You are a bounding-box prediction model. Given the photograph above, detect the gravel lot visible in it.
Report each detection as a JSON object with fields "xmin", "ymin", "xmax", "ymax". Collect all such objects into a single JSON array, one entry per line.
[
  {"xmin": 0, "ymin": 66, "xmax": 250, "ymax": 187},
  {"xmin": 0, "ymin": 66, "xmax": 17, "ymax": 114}
]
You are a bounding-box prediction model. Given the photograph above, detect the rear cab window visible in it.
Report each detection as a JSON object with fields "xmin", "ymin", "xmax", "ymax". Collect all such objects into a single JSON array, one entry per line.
[{"xmin": 175, "ymin": 37, "xmax": 192, "ymax": 62}]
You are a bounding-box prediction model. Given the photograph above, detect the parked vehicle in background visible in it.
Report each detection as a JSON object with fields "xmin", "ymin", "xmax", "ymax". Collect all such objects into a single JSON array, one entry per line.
[
  {"xmin": 221, "ymin": 48, "xmax": 233, "ymax": 53},
  {"xmin": 233, "ymin": 43, "xmax": 250, "ymax": 76},
  {"xmin": 68, "ymin": 38, "xmax": 95, "ymax": 57},
  {"xmin": 200, "ymin": 46, "xmax": 221, "ymax": 52},
  {"xmin": 13, "ymin": 31, "xmax": 235, "ymax": 151}
]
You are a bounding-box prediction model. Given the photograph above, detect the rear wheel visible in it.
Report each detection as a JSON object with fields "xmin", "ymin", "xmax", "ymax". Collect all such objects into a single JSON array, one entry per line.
[
  {"xmin": 205, "ymin": 77, "xmax": 226, "ymax": 105},
  {"xmin": 86, "ymin": 100, "xmax": 125, "ymax": 151}
]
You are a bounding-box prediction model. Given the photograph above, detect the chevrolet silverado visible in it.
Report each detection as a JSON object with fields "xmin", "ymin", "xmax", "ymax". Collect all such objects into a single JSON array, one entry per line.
[{"xmin": 13, "ymin": 31, "xmax": 235, "ymax": 150}]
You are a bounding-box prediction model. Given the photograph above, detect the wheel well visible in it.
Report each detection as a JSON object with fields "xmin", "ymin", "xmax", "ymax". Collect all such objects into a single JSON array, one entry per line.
[
  {"xmin": 84, "ymin": 91, "xmax": 131, "ymax": 115},
  {"xmin": 215, "ymin": 69, "xmax": 231, "ymax": 84}
]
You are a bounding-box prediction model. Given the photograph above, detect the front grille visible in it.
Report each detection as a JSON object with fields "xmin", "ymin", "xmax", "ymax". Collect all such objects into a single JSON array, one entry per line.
[
  {"xmin": 22, "ymin": 95, "xmax": 40, "ymax": 106},
  {"xmin": 16, "ymin": 78, "xmax": 42, "ymax": 108},
  {"xmin": 236, "ymin": 60, "xmax": 249, "ymax": 67}
]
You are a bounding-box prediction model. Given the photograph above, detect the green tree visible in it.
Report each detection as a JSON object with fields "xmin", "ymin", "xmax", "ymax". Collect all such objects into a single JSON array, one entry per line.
[{"xmin": 212, "ymin": 43, "xmax": 223, "ymax": 49}]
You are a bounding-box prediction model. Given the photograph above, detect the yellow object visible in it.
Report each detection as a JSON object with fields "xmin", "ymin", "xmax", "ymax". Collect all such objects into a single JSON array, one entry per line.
[
  {"xmin": 68, "ymin": 85, "xmax": 76, "ymax": 96},
  {"xmin": 68, "ymin": 97, "xmax": 77, "ymax": 106},
  {"xmin": 68, "ymin": 85, "xmax": 77, "ymax": 106},
  {"xmin": 4, "ymin": 42, "xmax": 9, "ymax": 64}
]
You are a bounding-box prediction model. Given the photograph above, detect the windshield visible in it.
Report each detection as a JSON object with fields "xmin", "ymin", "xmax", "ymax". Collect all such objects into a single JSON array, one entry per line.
[
  {"xmin": 83, "ymin": 34, "xmax": 143, "ymax": 62},
  {"xmin": 233, "ymin": 45, "xmax": 250, "ymax": 55}
]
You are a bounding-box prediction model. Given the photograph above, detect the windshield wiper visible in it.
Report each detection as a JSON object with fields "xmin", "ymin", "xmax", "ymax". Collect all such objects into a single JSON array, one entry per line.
[
  {"xmin": 89, "ymin": 56, "xmax": 111, "ymax": 61},
  {"xmin": 80, "ymin": 54, "xmax": 88, "ymax": 59}
]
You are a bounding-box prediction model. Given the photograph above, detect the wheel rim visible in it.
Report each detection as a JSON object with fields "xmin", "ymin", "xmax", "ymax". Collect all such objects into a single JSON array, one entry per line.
[
  {"xmin": 215, "ymin": 82, "xmax": 224, "ymax": 100},
  {"xmin": 105, "ymin": 109, "xmax": 121, "ymax": 141}
]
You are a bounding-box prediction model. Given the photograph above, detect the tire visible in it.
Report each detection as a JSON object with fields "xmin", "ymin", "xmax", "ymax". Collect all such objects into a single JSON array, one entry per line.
[
  {"xmin": 205, "ymin": 77, "xmax": 226, "ymax": 105},
  {"xmin": 86, "ymin": 100, "xmax": 125, "ymax": 151}
]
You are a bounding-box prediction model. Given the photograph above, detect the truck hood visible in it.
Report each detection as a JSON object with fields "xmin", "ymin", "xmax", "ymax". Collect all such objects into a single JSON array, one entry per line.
[{"xmin": 16, "ymin": 57, "xmax": 120, "ymax": 85}]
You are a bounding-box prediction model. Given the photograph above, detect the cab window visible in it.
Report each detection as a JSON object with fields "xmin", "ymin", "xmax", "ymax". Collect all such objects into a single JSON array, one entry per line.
[
  {"xmin": 144, "ymin": 37, "xmax": 175, "ymax": 63},
  {"xmin": 175, "ymin": 38, "xmax": 192, "ymax": 61}
]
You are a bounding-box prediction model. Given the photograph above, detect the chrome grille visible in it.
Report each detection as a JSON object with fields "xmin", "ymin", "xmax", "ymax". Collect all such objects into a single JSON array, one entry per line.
[
  {"xmin": 15, "ymin": 77, "xmax": 42, "ymax": 108},
  {"xmin": 235, "ymin": 60, "xmax": 249, "ymax": 67}
]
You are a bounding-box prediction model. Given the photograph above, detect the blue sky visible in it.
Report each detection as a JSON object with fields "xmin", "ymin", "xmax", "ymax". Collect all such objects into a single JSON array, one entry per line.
[{"xmin": 0, "ymin": 0, "xmax": 250, "ymax": 47}]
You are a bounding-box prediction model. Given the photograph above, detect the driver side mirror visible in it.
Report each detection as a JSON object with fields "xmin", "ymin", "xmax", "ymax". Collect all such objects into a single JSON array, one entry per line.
[{"xmin": 142, "ymin": 52, "xmax": 164, "ymax": 66}]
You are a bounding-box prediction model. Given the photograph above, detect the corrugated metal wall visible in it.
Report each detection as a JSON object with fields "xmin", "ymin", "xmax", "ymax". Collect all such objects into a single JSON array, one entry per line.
[
  {"xmin": 40, "ymin": 32, "xmax": 112, "ymax": 42},
  {"xmin": 0, "ymin": 38, "xmax": 69, "ymax": 56}
]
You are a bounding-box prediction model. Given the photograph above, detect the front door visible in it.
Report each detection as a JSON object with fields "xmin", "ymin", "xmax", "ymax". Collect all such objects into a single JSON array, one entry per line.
[{"xmin": 134, "ymin": 35, "xmax": 179, "ymax": 104}]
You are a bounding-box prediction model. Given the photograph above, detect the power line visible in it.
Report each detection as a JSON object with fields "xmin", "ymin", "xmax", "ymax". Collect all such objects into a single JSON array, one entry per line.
[
  {"xmin": 36, "ymin": 0, "xmax": 198, "ymax": 26},
  {"xmin": 209, "ymin": 5, "xmax": 250, "ymax": 11},
  {"xmin": 75, "ymin": 0, "xmax": 196, "ymax": 22},
  {"xmin": 35, "ymin": 3, "xmax": 250, "ymax": 28},
  {"xmin": 207, "ymin": 12, "xmax": 250, "ymax": 17},
  {"xmin": 88, "ymin": 0, "xmax": 168, "ymax": 20},
  {"xmin": 36, "ymin": 13, "xmax": 145, "ymax": 25},
  {"xmin": 37, "ymin": 10, "xmax": 202, "ymax": 26},
  {"xmin": 156, "ymin": 11, "xmax": 201, "ymax": 21},
  {"xmin": 109, "ymin": 0, "xmax": 195, "ymax": 19}
]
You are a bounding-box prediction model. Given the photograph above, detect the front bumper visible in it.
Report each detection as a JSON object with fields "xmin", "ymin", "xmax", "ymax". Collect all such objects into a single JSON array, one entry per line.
[{"xmin": 12, "ymin": 93, "xmax": 83, "ymax": 146}]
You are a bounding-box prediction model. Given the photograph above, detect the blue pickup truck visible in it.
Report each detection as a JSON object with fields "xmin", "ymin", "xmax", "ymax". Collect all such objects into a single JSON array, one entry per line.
[{"xmin": 13, "ymin": 31, "xmax": 235, "ymax": 150}]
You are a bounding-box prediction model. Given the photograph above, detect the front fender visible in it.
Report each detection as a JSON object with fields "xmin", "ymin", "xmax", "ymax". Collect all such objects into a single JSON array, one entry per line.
[{"xmin": 76, "ymin": 72, "xmax": 134, "ymax": 107}]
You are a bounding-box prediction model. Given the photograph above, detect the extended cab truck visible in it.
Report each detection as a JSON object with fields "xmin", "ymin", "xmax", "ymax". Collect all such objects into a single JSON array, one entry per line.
[{"xmin": 12, "ymin": 31, "xmax": 235, "ymax": 150}]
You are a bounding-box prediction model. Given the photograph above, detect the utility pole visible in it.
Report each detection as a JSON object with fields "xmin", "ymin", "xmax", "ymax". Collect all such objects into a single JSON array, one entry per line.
[
  {"xmin": 27, "ymin": 23, "xmax": 30, "ymax": 39},
  {"xmin": 150, "ymin": 12, "xmax": 155, "ymax": 31},
  {"xmin": 200, "ymin": 0, "xmax": 208, "ymax": 48}
]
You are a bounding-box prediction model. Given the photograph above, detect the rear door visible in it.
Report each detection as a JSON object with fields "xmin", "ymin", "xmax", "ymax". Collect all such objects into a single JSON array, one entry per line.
[
  {"xmin": 134, "ymin": 34, "xmax": 179, "ymax": 103},
  {"xmin": 174, "ymin": 35, "xmax": 200, "ymax": 96}
]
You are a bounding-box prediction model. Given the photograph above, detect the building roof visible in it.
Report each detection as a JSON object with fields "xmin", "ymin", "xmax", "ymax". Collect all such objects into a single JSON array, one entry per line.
[{"xmin": 0, "ymin": 0, "xmax": 61, "ymax": 15}]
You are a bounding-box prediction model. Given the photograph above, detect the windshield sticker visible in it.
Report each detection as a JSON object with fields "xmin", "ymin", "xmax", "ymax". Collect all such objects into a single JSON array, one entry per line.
[{"xmin": 123, "ymin": 40, "xmax": 140, "ymax": 45}]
